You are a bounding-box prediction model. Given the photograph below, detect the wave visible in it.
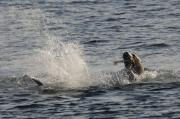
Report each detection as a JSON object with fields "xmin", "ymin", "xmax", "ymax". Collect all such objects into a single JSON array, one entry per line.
[
  {"xmin": 83, "ymin": 40, "xmax": 109, "ymax": 45},
  {"xmin": 116, "ymin": 43, "xmax": 170, "ymax": 50},
  {"xmin": 67, "ymin": 0, "xmax": 107, "ymax": 5},
  {"xmin": 142, "ymin": 43, "xmax": 170, "ymax": 49}
]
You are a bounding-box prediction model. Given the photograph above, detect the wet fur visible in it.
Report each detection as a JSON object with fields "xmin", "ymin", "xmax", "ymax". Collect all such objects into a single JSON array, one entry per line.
[
  {"xmin": 123, "ymin": 52, "xmax": 144, "ymax": 81},
  {"xmin": 131, "ymin": 53, "xmax": 144, "ymax": 75}
]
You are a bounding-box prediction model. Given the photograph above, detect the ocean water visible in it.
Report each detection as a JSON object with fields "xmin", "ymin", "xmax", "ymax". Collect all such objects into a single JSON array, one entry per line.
[{"xmin": 1, "ymin": 0, "xmax": 180, "ymax": 118}]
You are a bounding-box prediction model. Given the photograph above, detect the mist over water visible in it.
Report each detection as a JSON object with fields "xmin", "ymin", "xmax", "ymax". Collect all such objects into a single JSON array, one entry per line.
[{"xmin": 1, "ymin": 0, "xmax": 180, "ymax": 119}]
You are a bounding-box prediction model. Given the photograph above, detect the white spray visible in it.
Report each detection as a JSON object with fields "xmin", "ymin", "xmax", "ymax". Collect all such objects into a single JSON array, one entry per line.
[
  {"xmin": 7, "ymin": 7, "xmax": 92, "ymax": 88},
  {"xmin": 34, "ymin": 39, "xmax": 91, "ymax": 88}
]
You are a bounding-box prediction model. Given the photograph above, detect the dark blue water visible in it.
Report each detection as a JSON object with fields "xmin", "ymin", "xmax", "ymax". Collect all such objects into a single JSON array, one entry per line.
[{"xmin": 1, "ymin": 0, "xmax": 180, "ymax": 118}]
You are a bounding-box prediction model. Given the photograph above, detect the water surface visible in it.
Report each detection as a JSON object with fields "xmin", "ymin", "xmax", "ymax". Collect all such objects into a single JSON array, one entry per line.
[{"xmin": 0, "ymin": 0, "xmax": 180, "ymax": 118}]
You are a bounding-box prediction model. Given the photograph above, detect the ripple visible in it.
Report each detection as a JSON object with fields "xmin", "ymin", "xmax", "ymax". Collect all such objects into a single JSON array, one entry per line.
[
  {"xmin": 142, "ymin": 43, "xmax": 170, "ymax": 49},
  {"xmin": 105, "ymin": 17, "xmax": 125, "ymax": 22},
  {"xmin": 67, "ymin": 0, "xmax": 106, "ymax": 5},
  {"xmin": 83, "ymin": 40, "xmax": 109, "ymax": 45},
  {"xmin": 14, "ymin": 103, "xmax": 46, "ymax": 109},
  {"xmin": 116, "ymin": 43, "xmax": 170, "ymax": 50}
]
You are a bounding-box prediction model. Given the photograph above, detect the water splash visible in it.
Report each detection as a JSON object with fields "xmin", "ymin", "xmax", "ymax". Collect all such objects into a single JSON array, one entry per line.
[
  {"xmin": 5, "ymin": 6, "xmax": 177, "ymax": 89},
  {"xmin": 95, "ymin": 69, "xmax": 159, "ymax": 88},
  {"xmin": 8, "ymin": 6, "xmax": 93, "ymax": 88},
  {"xmin": 28, "ymin": 39, "xmax": 92, "ymax": 88}
]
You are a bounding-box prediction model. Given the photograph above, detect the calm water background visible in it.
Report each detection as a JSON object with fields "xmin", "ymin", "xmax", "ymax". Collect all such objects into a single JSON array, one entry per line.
[{"xmin": 1, "ymin": 0, "xmax": 180, "ymax": 118}]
